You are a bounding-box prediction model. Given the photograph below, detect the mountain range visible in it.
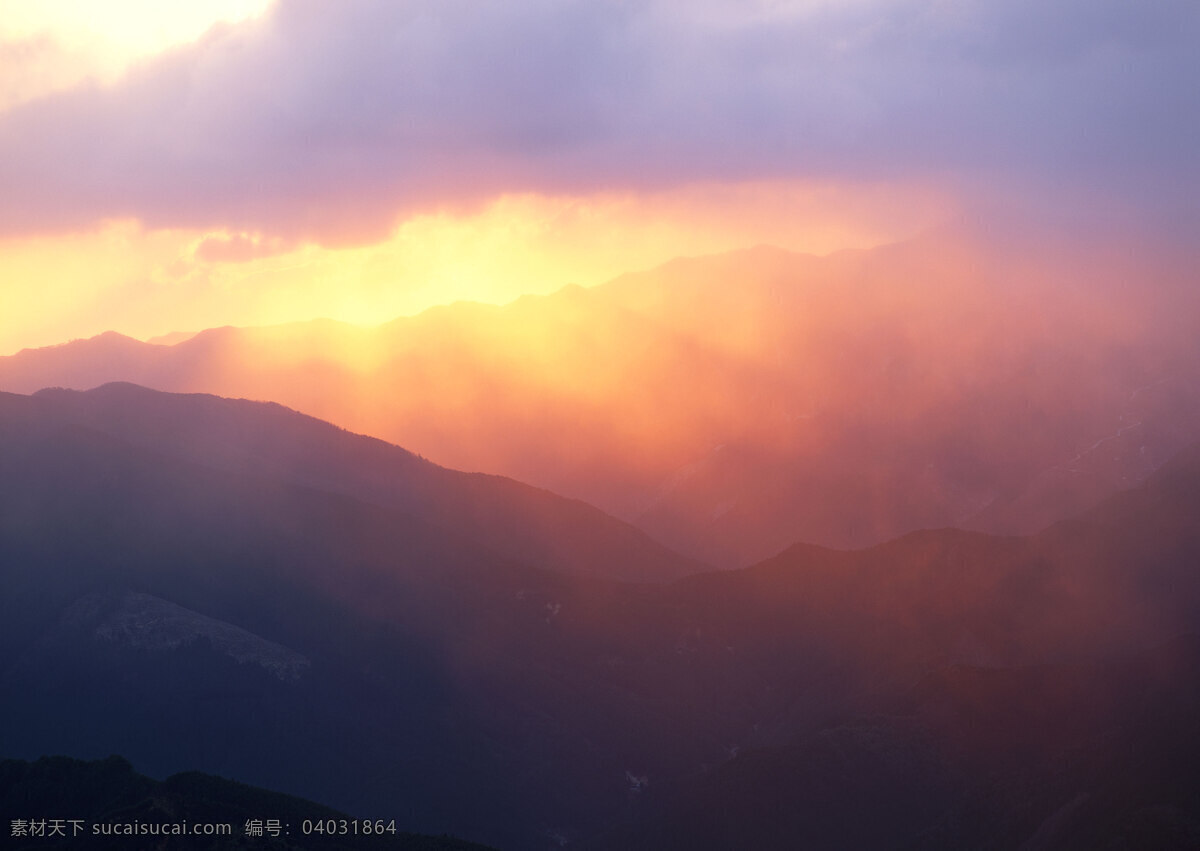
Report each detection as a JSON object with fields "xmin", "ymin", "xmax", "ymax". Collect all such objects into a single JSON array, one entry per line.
[
  {"xmin": 3, "ymin": 383, "xmax": 1200, "ymax": 847},
  {"xmin": 3, "ymin": 230, "xmax": 1198, "ymax": 568}
]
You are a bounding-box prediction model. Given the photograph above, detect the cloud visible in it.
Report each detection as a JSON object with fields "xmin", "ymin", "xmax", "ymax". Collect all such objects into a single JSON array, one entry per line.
[
  {"xmin": 0, "ymin": 0, "xmax": 1195, "ymax": 244},
  {"xmin": 0, "ymin": 35, "xmax": 98, "ymax": 110},
  {"xmin": 193, "ymin": 231, "xmax": 295, "ymax": 263}
]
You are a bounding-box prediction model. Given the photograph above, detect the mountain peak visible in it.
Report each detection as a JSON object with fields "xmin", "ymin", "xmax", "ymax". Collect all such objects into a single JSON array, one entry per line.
[{"xmin": 6, "ymin": 384, "xmax": 702, "ymax": 582}]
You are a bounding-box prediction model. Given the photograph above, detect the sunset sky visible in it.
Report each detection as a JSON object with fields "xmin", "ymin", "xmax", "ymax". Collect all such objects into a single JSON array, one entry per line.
[{"xmin": 1, "ymin": 0, "xmax": 1195, "ymax": 355}]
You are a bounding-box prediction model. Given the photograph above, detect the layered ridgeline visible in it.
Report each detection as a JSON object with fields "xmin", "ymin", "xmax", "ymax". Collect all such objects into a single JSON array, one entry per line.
[
  {"xmin": 3, "ymin": 229, "xmax": 1199, "ymax": 567},
  {"xmin": 2, "ymin": 385, "xmax": 1200, "ymax": 847},
  {"xmin": 0, "ymin": 385, "xmax": 699, "ymax": 848}
]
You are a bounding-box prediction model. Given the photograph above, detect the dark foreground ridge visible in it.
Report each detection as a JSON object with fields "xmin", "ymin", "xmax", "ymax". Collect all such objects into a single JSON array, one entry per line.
[{"xmin": 0, "ymin": 755, "xmax": 495, "ymax": 850}]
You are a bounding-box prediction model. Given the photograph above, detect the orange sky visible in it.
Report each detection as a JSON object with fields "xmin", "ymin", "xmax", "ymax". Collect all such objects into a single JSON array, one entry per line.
[
  {"xmin": 1, "ymin": 0, "xmax": 1189, "ymax": 355},
  {"xmin": 0, "ymin": 5, "xmax": 958, "ymax": 355},
  {"xmin": 0, "ymin": 2, "xmax": 956, "ymax": 355},
  {"xmin": 0, "ymin": 0, "xmax": 945, "ymax": 352},
  {"xmin": 0, "ymin": 176, "xmax": 953, "ymax": 355}
]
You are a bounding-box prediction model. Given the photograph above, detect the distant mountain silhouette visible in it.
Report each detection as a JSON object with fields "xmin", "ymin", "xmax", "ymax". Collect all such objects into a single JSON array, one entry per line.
[
  {"xmin": 3, "ymin": 386, "xmax": 1200, "ymax": 847},
  {"xmin": 2, "ymin": 230, "xmax": 1198, "ymax": 566}
]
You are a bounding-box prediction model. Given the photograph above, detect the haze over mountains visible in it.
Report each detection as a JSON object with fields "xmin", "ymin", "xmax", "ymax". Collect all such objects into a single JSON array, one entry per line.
[
  {"xmin": 5, "ymin": 1, "xmax": 1197, "ymax": 847},
  {"xmin": 4, "ymin": 229, "xmax": 1198, "ymax": 567},
  {"xmin": 3, "ymin": 229, "xmax": 1200, "ymax": 848},
  {"xmin": 3, "ymin": 383, "xmax": 1200, "ymax": 847}
]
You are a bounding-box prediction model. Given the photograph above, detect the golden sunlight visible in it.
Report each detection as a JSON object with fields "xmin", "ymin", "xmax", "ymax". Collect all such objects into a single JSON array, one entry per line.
[
  {"xmin": 0, "ymin": 0, "xmax": 273, "ymax": 108},
  {"xmin": 0, "ymin": 180, "xmax": 952, "ymax": 355}
]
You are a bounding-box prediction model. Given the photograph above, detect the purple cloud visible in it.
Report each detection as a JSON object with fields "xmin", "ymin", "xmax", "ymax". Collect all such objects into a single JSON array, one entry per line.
[{"xmin": 0, "ymin": 0, "xmax": 1195, "ymax": 244}]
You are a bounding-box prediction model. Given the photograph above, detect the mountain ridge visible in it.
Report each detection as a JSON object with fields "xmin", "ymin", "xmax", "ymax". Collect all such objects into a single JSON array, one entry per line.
[
  {"xmin": 4, "ymin": 386, "xmax": 1200, "ymax": 846},
  {"xmin": 5, "ymin": 232, "xmax": 1197, "ymax": 568},
  {"xmin": 9, "ymin": 382, "xmax": 703, "ymax": 583}
]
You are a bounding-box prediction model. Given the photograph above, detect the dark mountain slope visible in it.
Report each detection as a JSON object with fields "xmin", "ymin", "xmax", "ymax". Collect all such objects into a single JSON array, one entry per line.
[
  {"xmin": 3, "ymin": 387, "xmax": 1200, "ymax": 847},
  {"xmin": 0, "ymin": 389, "xmax": 706, "ymax": 846},
  {"xmin": 0, "ymin": 755, "xmax": 496, "ymax": 850},
  {"xmin": 3, "ymin": 385, "xmax": 701, "ymax": 582},
  {"xmin": 616, "ymin": 635, "xmax": 1200, "ymax": 850},
  {"xmin": 586, "ymin": 447, "xmax": 1200, "ymax": 847}
]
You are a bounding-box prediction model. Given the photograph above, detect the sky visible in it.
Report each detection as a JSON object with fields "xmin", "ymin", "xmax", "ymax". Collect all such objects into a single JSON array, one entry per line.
[{"xmin": 0, "ymin": 0, "xmax": 1195, "ymax": 354}]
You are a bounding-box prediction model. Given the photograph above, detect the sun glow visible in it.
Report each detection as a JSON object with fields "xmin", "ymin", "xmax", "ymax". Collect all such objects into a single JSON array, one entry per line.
[
  {"xmin": 0, "ymin": 0, "xmax": 274, "ymax": 109},
  {"xmin": 0, "ymin": 180, "xmax": 952, "ymax": 355}
]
